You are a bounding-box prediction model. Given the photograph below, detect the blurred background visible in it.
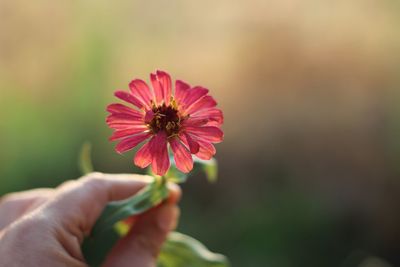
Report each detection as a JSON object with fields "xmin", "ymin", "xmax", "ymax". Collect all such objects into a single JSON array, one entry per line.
[{"xmin": 1, "ymin": 0, "xmax": 400, "ymax": 266}]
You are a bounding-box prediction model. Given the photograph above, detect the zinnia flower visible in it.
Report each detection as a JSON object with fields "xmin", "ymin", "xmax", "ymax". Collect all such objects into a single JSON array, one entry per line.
[{"xmin": 106, "ymin": 70, "xmax": 224, "ymax": 176}]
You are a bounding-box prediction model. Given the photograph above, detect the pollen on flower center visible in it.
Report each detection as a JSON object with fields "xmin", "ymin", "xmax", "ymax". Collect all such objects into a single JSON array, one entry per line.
[{"xmin": 148, "ymin": 103, "xmax": 181, "ymax": 137}]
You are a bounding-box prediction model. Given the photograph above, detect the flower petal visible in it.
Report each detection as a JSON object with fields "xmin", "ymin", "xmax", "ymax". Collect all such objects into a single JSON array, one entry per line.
[
  {"xmin": 134, "ymin": 141, "xmax": 152, "ymax": 168},
  {"xmin": 190, "ymin": 108, "xmax": 224, "ymax": 125},
  {"xmin": 109, "ymin": 126, "xmax": 148, "ymax": 141},
  {"xmin": 182, "ymin": 117, "xmax": 209, "ymax": 127},
  {"xmin": 181, "ymin": 108, "xmax": 223, "ymax": 128},
  {"xmin": 107, "ymin": 124, "xmax": 145, "ymax": 130},
  {"xmin": 170, "ymin": 138, "xmax": 193, "ymax": 173},
  {"xmin": 150, "ymin": 73, "xmax": 162, "ymax": 105},
  {"xmin": 185, "ymin": 96, "xmax": 217, "ymax": 115},
  {"xmin": 157, "ymin": 70, "xmax": 172, "ymax": 106},
  {"xmin": 106, "ymin": 114, "xmax": 145, "ymax": 130},
  {"xmin": 149, "ymin": 131, "xmax": 170, "ymax": 175},
  {"xmin": 175, "ymin": 80, "xmax": 190, "ymax": 103},
  {"xmin": 114, "ymin": 90, "xmax": 143, "ymax": 109},
  {"xmin": 150, "ymin": 70, "xmax": 172, "ymax": 106},
  {"xmin": 180, "ymin": 86, "xmax": 209, "ymax": 110},
  {"xmin": 185, "ymin": 126, "xmax": 224, "ymax": 143},
  {"xmin": 107, "ymin": 123, "xmax": 144, "ymax": 130},
  {"xmin": 195, "ymin": 140, "xmax": 216, "ymax": 160},
  {"xmin": 179, "ymin": 132, "xmax": 200, "ymax": 154},
  {"xmin": 129, "ymin": 79, "xmax": 153, "ymax": 110},
  {"xmin": 106, "ymin": 103, "xmax": 143, "ymax": 118},
  {"xmin": 115, "ymin": 132, "xmax": 151, "ymax": 154},
  {"xmin": 106, "ymin": 113, "xmax": 144, "ymax": 122}
]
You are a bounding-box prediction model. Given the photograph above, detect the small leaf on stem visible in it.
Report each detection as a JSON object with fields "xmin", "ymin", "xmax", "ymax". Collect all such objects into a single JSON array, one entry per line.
[
  {"xmin": 158, "ymin": 232, "xmax": 230, "ymax": 267},
  {"xmin": 79, "ymin": 142, "xmax": 94, "ymax": 175}
]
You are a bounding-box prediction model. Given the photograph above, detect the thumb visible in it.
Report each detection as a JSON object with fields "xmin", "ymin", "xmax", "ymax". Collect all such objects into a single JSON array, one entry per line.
[
  {"xmin": 103, "ymin": 203, "xmax": 180, "ymax": 267},
  {"xmin": 46, "ymin": 173, "xmax": 153, "ymax": 238}
]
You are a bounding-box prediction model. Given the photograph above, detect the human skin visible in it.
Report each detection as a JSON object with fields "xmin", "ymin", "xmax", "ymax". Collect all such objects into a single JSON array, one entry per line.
[{"xmin": 0, "ymin": 173, "xmax": 181, "ymax": 267}]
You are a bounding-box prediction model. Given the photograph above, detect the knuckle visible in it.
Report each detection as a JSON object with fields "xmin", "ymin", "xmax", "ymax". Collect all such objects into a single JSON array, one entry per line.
[
  {"xmin": 58, "ymin": 180, "xmax": 78, "ymax": 190},
  {"xmin": 82, "ymin": 172, "xmax": 104, "ymax": 181},
  {"xmin": 81, "ymin": 172, "xmax": 106, "ymax": 185},
  {"xmin": 0, "ymin": 192, "xmax": 19, "ymax": 205},
  {"xmin": 81, "ymin": 174, "xmax": 107, "ymax": 194},
  {"xmin": 0, "ymin": 193, "xmax": 11, "ymax": 204}
]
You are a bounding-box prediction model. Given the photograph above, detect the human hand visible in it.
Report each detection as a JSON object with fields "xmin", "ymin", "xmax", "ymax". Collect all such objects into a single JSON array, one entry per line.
[{"xmin": 0, "ymin": 173, "xmax": 181, "ymax": 267}]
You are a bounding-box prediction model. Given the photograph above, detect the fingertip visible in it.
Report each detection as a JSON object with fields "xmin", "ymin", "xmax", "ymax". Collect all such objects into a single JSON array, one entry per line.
[
  {"xmin": 166, "ymin": 182, "xmax": 181, "ymax": 204},
  {"xmin": 103, "ymin": 203, "xmax": 181, "ymax": 267},
  {"xmin": 157, "ymin": 204, "xmax": 180, "ymax": 232}
]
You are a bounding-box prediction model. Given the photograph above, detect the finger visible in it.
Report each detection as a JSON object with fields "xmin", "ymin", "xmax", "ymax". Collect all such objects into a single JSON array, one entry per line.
[
  {"xmin": 46, "ymin": 173, "xmax": 154, "ymax": 236},
  {"xmin": 103, "ymin": 185, "xmax": 181, "ymax": 267},
  {"xmin": 166, "ymin": 182, "xmax": 182, "ymax": 204},
  {"xmin": 103, "ymin": 203, "xmax": 180, "ymax": 267},
  {"xmin": 0, "ymin": 189, "xmax": 54, "ymax": 230}
]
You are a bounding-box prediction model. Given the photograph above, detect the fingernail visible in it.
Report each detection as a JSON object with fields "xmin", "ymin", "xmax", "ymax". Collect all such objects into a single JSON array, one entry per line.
[
  {"xmin": 167, "ymin": 182, "xmax": 180, "ymax": 192},
  {"xmin": 167, "ymin": 183, "xmax": 182, "ymax": 204},
  {"xmin": 157, "ymin": 205, "xmax": 180, "ymax": 232}
]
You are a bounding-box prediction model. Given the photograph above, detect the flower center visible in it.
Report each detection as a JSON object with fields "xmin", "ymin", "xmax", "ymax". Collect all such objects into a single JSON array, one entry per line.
[{"xmin": 148, "ymin": 103, "xmax": 181, "ymax": 137}]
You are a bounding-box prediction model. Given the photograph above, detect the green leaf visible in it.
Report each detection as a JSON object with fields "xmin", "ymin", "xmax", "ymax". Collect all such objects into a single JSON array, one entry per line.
[
  {"xmin": 82, "ymin": 177, "xmax": 169, "ymax": 266},
  {"xmin": 162, "ymin": 157, "xmax": 219, "ymax": 184},
  {"xmin": 79, "ymin": 142, "xmax": 94, "ymax": 175},
  {"xmin": 81, "ymin": 225, "xmax": 121, "ymax": 266},
  {"xmin": 194, "ymin": 158, "xmax": 218, "ymax": 183},
  {"xmin": 158, "ymin": 232, "xmax": 230, "ymax": 267}
]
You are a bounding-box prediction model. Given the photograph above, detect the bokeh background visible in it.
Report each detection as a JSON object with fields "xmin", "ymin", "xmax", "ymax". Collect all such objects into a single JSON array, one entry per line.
[{"xmin": 1, "ymin": 1, "xmax": 400, "ymax": 266}]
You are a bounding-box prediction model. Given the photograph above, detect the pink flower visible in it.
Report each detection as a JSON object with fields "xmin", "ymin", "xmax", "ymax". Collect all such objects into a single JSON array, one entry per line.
[{"xmin": 106, "ymin": 70, "xmax": 224, "ymax": 176}]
